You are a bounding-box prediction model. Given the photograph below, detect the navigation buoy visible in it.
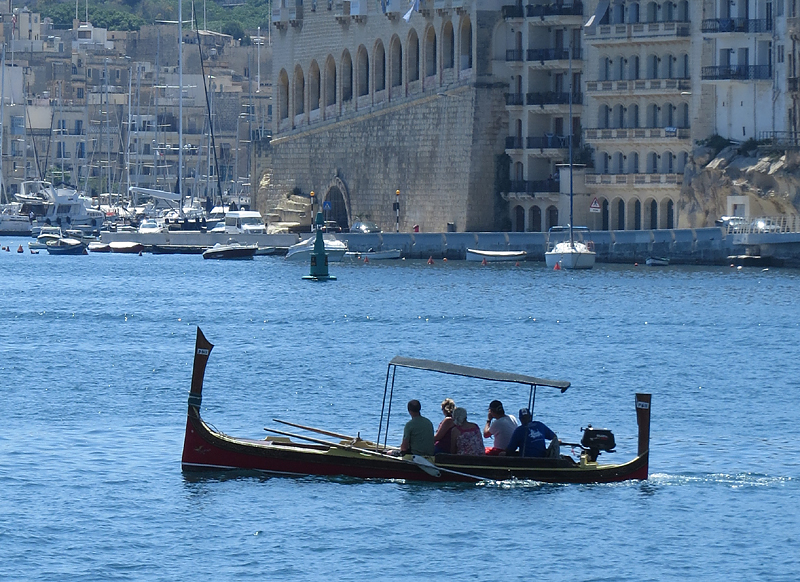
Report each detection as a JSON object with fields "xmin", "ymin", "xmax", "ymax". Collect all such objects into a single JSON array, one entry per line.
[
  {"xmin": 17, "ymin": 245, "xmax": 23, "ymax": 253},
  {"xmin": 515, "ymin": 262, "xmax": 520, "ymax": 266},
  {"xmin": 442, "ymin": 257, "xmax": 447, "ymax": 262},
  {"xmin": 427, "ymin": 256, "xmax": 434, "ymax": 265},
  {"xmin": 554, "ymin": 262, "xmax": 561, "ymax": 271},
  {"xmin": 481, "ymin": 258, "xmax": 487, "ymax": 266},
  {"xmin": 364, "ymin": 256, "xmax": 369, "ymax": 264},
  {"xmin": 634, "ymin": 262, "xmax": 638, "ymax": 267},
  {"xmin": 302, "ymin": 212, "xmax": 336, "ymax": 281}
]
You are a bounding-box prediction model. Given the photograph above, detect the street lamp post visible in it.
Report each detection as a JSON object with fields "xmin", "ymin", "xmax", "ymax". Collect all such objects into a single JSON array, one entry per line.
[{"xmin": 393, "ymin": 190, "xmax": 400, "ymax": 232}]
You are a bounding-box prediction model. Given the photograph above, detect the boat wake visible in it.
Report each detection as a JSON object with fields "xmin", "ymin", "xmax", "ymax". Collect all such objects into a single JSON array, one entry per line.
[{"xmin": 646, "ymin": 472, "xmax": 794, "ymax": 488}]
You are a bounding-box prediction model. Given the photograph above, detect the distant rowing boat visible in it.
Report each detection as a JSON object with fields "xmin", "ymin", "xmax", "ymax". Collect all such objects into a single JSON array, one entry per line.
[
  {"xmin": 466, "ymin": 249, "xmax": 527, "ymax": 262},
  {"xmin": 645, "ymin": 257, "xmax": 669, "ymax": 266}
]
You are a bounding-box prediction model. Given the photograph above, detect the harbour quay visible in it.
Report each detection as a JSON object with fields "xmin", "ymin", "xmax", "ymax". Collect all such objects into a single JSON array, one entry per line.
[{"xmin": 340, "ymin": 228, "xmax": 800, "ymax": 267}]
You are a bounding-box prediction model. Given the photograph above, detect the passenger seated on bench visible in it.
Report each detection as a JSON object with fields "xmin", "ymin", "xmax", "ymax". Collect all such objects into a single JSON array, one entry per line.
[
  {"xmin": 484, "ymin": 400, "xmax": 519, "ymax": 455},
  {"xmin": 505, "ymin": 408, "xmax": 558, "ymax": 458},
  {"xmin": 433, "ymin": 398, "xmax": 456, "ymax": 454},
  {"xmin": 450, "ymin": 407, "xmax": 484, "ymax": 455}
]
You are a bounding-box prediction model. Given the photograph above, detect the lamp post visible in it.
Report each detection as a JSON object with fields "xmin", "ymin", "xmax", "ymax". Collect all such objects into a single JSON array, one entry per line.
[
  {"xmin": 310, "ymin": 190, "xmax": 315, "ymax": 230},
  {"xmin": 393, "ymin": 190, "xmax": 400, "ymax": 232}
]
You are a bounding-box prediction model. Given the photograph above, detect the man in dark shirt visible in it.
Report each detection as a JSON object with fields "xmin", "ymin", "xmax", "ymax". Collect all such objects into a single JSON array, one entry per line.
[{"xmin": 505, "ymin": 408, "xmax": 558, "ymax": 458}]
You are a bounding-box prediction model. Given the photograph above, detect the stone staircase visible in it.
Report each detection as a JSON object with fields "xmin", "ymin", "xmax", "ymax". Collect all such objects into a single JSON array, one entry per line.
[{"xmin": 265, "ymin": 194, "xmax": 312, "ymax": 234}]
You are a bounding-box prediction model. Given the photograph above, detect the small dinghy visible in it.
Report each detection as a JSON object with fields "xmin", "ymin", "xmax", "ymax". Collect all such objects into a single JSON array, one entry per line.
[
  {"xmin": 45, "ymin": 238, "xmax": 87, "ymax": 255},
  {"xmin": 202, "ymin": 241, "xmax": 258, "ymax": 260},
  {"xmin": 109, "ymin": 241, "xmax": 145, "ymax": 254},
  {"xmin": 645, "ymin": 257, "xmax": 669, "ymax": 267},
  {"xmin": 466, "ymin": 249, "xmax": 527, "ymax": 262}
]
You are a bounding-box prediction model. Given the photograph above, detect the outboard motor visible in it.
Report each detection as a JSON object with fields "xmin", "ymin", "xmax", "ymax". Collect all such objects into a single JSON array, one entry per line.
[{"xmin": 581, "ymin": 425, "xmax": 616, "ymax": 462}]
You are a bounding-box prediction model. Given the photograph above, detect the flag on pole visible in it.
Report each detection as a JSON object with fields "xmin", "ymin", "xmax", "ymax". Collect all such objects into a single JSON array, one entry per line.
[{"xmin": 403, "ymin": 0, "xmax": 419, "ymax": 22}]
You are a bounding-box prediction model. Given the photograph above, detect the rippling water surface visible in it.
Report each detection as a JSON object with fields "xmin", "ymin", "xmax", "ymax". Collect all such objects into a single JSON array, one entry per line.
[{"xmin": 1, "ymin": 246, "xmax": 798, "ymax": 581}]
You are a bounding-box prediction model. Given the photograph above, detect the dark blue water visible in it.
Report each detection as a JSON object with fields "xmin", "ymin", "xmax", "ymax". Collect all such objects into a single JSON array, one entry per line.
[{"xmin": 1, "ymin": 245, "xmax": 798, "ymax": 581}]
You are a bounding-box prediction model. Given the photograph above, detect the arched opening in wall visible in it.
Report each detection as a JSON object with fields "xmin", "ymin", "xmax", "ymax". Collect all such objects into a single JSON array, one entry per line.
[
  {"xmin": 629, "ymin": 2, "xmax": 640, "ymax": 23},
  {"xmin": 325, "ymin": 186, "xmax": 349, "ymax": 231},
  {"xmin": 309, "ymin": 60, "xmax": 320, "ymax": 112},
  {"xmin": 459, "ymin": 17, "xmax": 472, "ymax": 71},
  {"xmin": 529, "ymin": 206, "xmax": 542, "ymax": 232},
  {"xmin": 662, "ymin": 151, "xmax": 674, "ymax": 173},
  {"xmin": 613, "ymin": 151, "xmax": 624, "ymax": 174},
  {"xmin": 278, "ymin": 69, "xmax": 289, "ymax": 120},
  {"xmin": 646, "ymin": 1, "xmax": 658, "ymax": 22},
  {"xmin": 682, "ymin": 54, "xmax": 689, "ymax": 78},
  {"xmin": 546, "ymin": 205, "xmax": 558, "ymax": 230},
  {"xmin": 601, "ymin": 151, "xmax": 610, "ymax": 174},
  {"xmin": 680, "ymin": 102, "xmax": 689, "ymax": 128},
  {"xmin": 408, "ymin": 30, "xmax": 420, "ymax": 83},
  {"xmin": 611, "ymin": 1, "xmax": 624, "ymax": 24},
  {"xmin": 293, "ymin": 66, "xmax": 305, "ymax": 116},
  {"xmin": 390, "ymin": 36, "xmax": 403, "ymax": 88},
  {"xmin": 602, "ymin": 57, "xmax": 611, "ymax": 81},
  {"xmin": 663, "ymin": 1, "xmax": 674, "ymax": 21},
  {"xmin": 424, "ymin": 27, "xmax": 437, "ymax": 79},
  {"xmin": 617, "ymin": 198, "xmax": 625, "ymax": 230},
  {"xmin": 677, "ymin": 0, "xmax": 689, "ymax": 21},
  {"xmin": 602, "ymin": 199, "xmax": 610, "ymax": 230},
  {"xmin": 342, "ymin": 50, "xmax": 353, "ymax": 102},
  {"xmin": 633, "ymin": 199, "xmax": 642, "ymax": 230},
  {"xmin": 647, "ymin": 54, "xmax": 659, "ymax": 79},
  {"xmin": 374, "ymin": 41, "xmax": 386, "ymax": 93},
  {"xmin": 678, "ymin": 151, "xmax": 688, "ymax": 173},
  {"xmin": 648, "ymin": 198, "xmax": 658, "ymax": 229},
  {"xmin": 325, "ymin": 56, "xmax": 336, "ymax": 107},
  {"xmin": 600, "ymin": 104, "xmax": 610, "ymax": 129},
  {"xmin": 628, "ymin": 151, "xmax": 639, "ymax": 173},
  {"xmin": 357, "ymin": 45, "xmax": 369, "ymax": 97},
  {"xmin": 648, "ymin": 151, "xmax": 658, "ymax": 173},
  {"xmin": 666, "ymin": 53, "xmax": 675, "ymax": 78},
  {"xmin": 647, "ymin": 103, "xmax": 658, "ymax": 127},
  {"xmin": 513, "ymin": 205, "xmax": 525, "ymax": 232},
  {"xmin": 631, "ymin": 55, "xmax": 640, "ymax": 80},
  {"xmin": 442, "ymin": 22, "xmax": 454, "ymax": 70},
  {"xmin": 664, "ymin": 102, "xmax": 674, "ymax": 127},
  {"xmin": 629, "ymin": 104, "xmax": 639, "ymax": 128},
  {"xmin": 616, "ymin": 56, "xmax": 625, "ymax": 80},
  {"xmin": 513, "ymin": 161, "xmax": 524, "ymax": 182},
  {"xmin": 667, "ymin": 199, "xmax": 674, "ymax": 228}
]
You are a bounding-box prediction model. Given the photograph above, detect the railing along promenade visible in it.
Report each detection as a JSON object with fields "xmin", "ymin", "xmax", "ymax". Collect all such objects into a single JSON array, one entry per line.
[{"xmin": 725, "ymin": 215, "xmax": 800, "ymax": 234}]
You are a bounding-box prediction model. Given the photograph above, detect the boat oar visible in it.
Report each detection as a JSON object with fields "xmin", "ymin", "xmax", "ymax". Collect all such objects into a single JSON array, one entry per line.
[
  {"xmin": 411, "ymin": 455, "xmax": 488, "ymax": 482},
  {"xmin": 264, "ymin": 428, "xmax": 396, "ymax": 460},
  {"xmin": 272, "ymin": 418, "xmax": 358, "ymax": 441}
]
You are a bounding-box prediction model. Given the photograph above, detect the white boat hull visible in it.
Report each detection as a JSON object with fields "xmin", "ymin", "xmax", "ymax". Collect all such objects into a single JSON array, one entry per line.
[
  {"xmin": 285, "ymin": 236, "xmax": 347, "ymax": 262},
  {"xmin": 466, "ymin": 249, "xmax": 526, "ymax": 262},
  {"xmin": 545, "ymin": 242, "xmax": 596, "ymax": 269}
]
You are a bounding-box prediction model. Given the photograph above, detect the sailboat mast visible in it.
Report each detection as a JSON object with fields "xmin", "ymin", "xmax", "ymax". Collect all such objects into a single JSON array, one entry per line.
[
  {"xmin": 568, "ymin": 35, "xmax": 574, "ymax": 249},
  {"xmin": 1, "ymin": 46, "xmax": 5, "ymax": 204},
  {"xmin": 177, "ymin": 1, "xmax": 183, "ymax": 215}
]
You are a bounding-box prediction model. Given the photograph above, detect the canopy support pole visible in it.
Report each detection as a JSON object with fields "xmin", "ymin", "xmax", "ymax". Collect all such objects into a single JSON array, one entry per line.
[
  {"xmin": 377, "ymin": 364, "xmax": 392, "ymax": 451},
  {"xmin": 528, "ymin": 384, "xmax": 537, "ymax": 415},
  {"xmin": 383, "ymin": 366, "xmax": 397, "ymax": 450}
]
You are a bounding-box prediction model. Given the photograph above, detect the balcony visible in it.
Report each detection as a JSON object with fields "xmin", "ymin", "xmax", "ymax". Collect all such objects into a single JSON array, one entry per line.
[
  {"xmin": 526, "ymin": 2, "xmax": 583, "ymax": 18},
  {"xmin": 505, "ymin": 136, "xmax": 523, "ymax": 149},
  {"xmin": 701, "ymin": 65, "xmax": 771, "ymax": 81},
  {"xmin": 527, "ymin": 48, "xmax": 582, "ymax": 62},
  {"xmin": 506, "ymin": 49, "xmax": 524, "ymax": 62},
  {"xmin": 701, "ymin": 18, "xmax": 772, "ymax": 33},
  {"xmin": 585, "ymin": 173, "xmax": 683, "ymax": 187},
  {"xmin": 502, "ymin": 4, "xmax": 524, "ymax": 18},
  {"xmin": 505, "ymin": 93, "xmax": 525, "ymax": 106},
  {"xmin": 585, "ymin": 78, "xmax": 691, "ymax": 94},
  {"xmin": 527, "ymin": 91, "xmax": 582, "ymax": 106},
  {"xmin": 759, "ymin": 131, "xmax": 800, "ymax": 149},
  {"xmin": 509, "ymin": 179, "xmax": 560, "ymax": 193},
  {"xmin": 584, "ymin": 127, "xmax": 690, "ymax": 141},
  {"xmin": 526, "ymin": 134, "xmax": 578, "ymax": 149},
  {"xmin": 585, "ymin": 21, "xmax": 690, "ymax": 43}
]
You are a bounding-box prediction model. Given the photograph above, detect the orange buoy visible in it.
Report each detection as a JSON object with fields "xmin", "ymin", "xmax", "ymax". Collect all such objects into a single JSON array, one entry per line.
[
  {"xmin": 17, "ymin": 245, "xmax": 24, "ymax": 253},
  {"xmin": 554, "ymin": 262, "xmax": 561, "ymax": 271},
  {"xmin": 427, "ymin": 256, "xmax": 434, "ymax": 265},
  {"xmin": 634, "ymin": 262, "xmax": 638, "ymax": 267},
  {"xmin": 515, "ymin": 262, "xmax": 520, "ymax": 266},
  {"xmin": 481, "ymin": 258, "xmax": 487, "ymax": 266},
  {"xmin": 442, "ymin": 257, "xmax": 447, "ymax": 262},
  {"xmin": 364, "ymin": 256, "xmax": 369, "ymax": 264}
]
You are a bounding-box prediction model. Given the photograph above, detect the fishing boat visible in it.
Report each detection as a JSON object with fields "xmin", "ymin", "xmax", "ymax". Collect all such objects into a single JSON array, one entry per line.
[
  {"xmin": 45, "ymin": 237, "xmax": 87, "ymax": 255},
  {"xmin": 109, "ymin": 241, "xmax": 145, "ymax": 254},
  {"xmin": 202, "ymin": 240, "xmax": 258, "ymax": 260},
  {"xmin": 0, "ymin": 204, "xmax": 32, "ymax": 236},
  {"xmin": 285, "ymin": 235, "xmax": 347, "ymax": 262},
  {"xmin": 182, "ymin": 328, "xmax": 651, "ymax": 483},
  {"xmin": 466, "ymin": 249, "xmax": 527, "ymax": 262},
  {"xmin": 344, "ymin": 248, "xmax": 402, "ymax": 260},
  {"xmin": 28, "ymin": 226, "xmax": 63, "ymax": 250},
  {"xmin": 646, "ymin": 257, "xmax": 669, "ymax": 267}
]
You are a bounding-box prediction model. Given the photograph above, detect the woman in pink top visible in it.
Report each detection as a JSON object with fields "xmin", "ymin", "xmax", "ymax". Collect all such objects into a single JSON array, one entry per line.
[{"xmin": 450, "ymin": 407, "xmax": 485, "ymax": 455}]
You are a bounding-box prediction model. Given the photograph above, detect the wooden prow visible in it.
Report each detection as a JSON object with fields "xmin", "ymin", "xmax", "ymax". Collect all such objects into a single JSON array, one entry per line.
[
  {"xmin": 189, "ymin": 327, "xmax": 214, "ymax": 412},
  {"xmin": 635, "ymin": 393, "xmax": 651, "ymax": 457}
]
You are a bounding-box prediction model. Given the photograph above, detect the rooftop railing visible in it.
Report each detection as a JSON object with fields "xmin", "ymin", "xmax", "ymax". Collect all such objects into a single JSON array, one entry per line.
[{"xmin": 701, "ymin": 18, "xmax": 772, "ymax": 33}]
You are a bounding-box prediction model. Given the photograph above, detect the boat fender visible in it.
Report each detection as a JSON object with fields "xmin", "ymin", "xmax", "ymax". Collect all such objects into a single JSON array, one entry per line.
[
  {"xmin": 442, "ymin": 257, "xmax": 447, "ymax": 262},
  {"xmin": 634, "ymin": 262, "xmax": 638, "ymax": 267},
  {"xmin": 587, "ymin": 241, "xmax": 595, "ymax": 252}
]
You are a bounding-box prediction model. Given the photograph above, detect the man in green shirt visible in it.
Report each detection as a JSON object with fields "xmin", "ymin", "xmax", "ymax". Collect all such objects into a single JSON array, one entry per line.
[{"xmin": 399, "ymin": 399, "xmax": 435, "ymax": 457}]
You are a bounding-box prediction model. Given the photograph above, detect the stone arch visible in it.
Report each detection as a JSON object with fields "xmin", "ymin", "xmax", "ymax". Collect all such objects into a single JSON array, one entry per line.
[
  {"xmin": 324, "ymin": 175, "xmax": 351, "ymax": 230},
  {"xmin": 612, "ymin": 151, "xmax": 624, "ymax": 173},
  {"xmin": 546, "ymin": 205, "xmax": 559, "ymax": 230},
  {"xmin": 325, "ymin": 55, "xmax": 336, "ymax": 107},
  {"xmin": 647, "ymin": 151, "xmax": 659, "ymax": 173},
  {"xmin": 662, "ymin": 150, "xmax": 675, "ymax": 173},
  {"xmin": 659, "ymin": 197, "xmax": 674, "ymax": 228},
  {"xmin": 459, "ymin": 16, "xmax": 472, "ymax": 71},
  {"xmin": 424, "ymin": 25, "xmax": 437, "ymax": 78},
  {"xmin": 308, "ymin": 60, "xmax": 320, "ymax": 112},
  {"xmin": 293, "ymin": 65, "xmax": 305, "ymax": 117},
  {"xmin": 513, "ymin": 205, "xmax": 525, "ymax": 232},
  {"xmin": 663, "ymin": 101, "xmax": 675, "ymax": 126},
  {"xmin": 602, "ymin": 199, "xmax": 610, "ymax": 230},
  {"xmin": 646, "ymin": 103, "xmax": 659, "ymax": 127},
  {"xmin": 628, "ymin": 103, "xmax": 640, "ymax": 128},
  {"xmin": 614, "ymin": 197, "xmax": 625, "ymax": 230},
  {"xmin": 677, "ymin": 0, "xmax": 689, "ymax": 20},
  {"xmin": 629, "ymin": 198, "xmax": 641, "ymax": 230},
  {"xmin": 599, "ymin": 104, "xmax": 610, "ymax": 129},
  {"xmin": 356, "ymin": 45, "xmax": 369, "ymax": 97},
  {"xmin": 341, "ymin": 50, "xmax": 353, "ymax": 102},
  {"xmin": 374, "ymin": 40, "xmax": 386, "ymax": 93},
  {"xmin": 442, "ymin": 21, "xmax": 454, "ymax": 70},
  {"xmin": 529, "ymin": 205, "xmax": 542, "ymax": 232},
  {"xmin": 628, "ymin": 1, "xmax": 640, "ymax": 22},
  {"xmin": 278, "ymin": 69, "xmax": 289, "ymax": 120},
  {"xmin": 645, "ymin": 197, "xmax": 658, "ymax": 229},
  {"xmin": 645, "ymin": 1, "xmax": 658, "ymax": 21},
  {"xmin": 628, "ymin": 151, "xmax": 640, "ymax": 173},
  {"xmin": 407, "ymin": 29, "xmax": 420, "ymax": 83},
  {"xmin": 390, "ymin": 35, "xmax": 403, "ymax": 88},
  {"xmin": 647, "ymin": 54, "xmax": 659, "ymax": 78},
  {"xmin": 613, "ymin": 104, "xmax": 624, "ymax": 128}
]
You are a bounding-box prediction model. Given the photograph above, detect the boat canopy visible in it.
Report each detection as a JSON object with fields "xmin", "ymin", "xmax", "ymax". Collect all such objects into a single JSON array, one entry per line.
[{"xmin": 388, "ymin": 356, "xmax": 570, "ymax": 391}]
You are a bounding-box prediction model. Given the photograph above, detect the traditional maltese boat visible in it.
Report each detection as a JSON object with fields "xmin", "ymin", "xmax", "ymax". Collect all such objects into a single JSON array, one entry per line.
[{"xmin": 182, "ymin": 328, "xmax": 651, "ymax": 483}]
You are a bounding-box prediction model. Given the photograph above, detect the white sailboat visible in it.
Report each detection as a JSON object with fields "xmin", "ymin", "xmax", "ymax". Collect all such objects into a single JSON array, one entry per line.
[{"xmin": 544, "ymin": 39, "xmax": 595, "ymax": 270}]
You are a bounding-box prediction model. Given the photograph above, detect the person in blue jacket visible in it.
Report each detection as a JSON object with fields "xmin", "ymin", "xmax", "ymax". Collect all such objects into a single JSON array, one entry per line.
[{"xmin": 505, "ymin": 408, "xmax": 558, "ymax": 458}]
